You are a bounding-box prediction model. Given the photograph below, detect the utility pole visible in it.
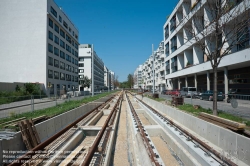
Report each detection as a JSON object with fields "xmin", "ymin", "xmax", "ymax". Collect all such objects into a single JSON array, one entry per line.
[
  {"xmin": 91, "ymin": 44, "xmax": 94, "ymax": 97},
  {"xmin": 152, "ymin": 44, "xmax": 155, "ymax": 94}
]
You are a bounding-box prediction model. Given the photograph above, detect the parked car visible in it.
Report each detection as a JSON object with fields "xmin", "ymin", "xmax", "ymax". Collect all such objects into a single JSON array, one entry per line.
[
  {"xmin": 166, "ymin": 90, "xmax": 172, "ymax": 95},
  {"xmin": 201, "ymin": 90, "xmax": 225, "ymax": 101},
  {"xmin": 170, "ymin": 89, "xmax": 181, "ymax": 96},
  {"xmin": 161, "ymin": 90, "xmax": 167, "ymax": 94},
  {"xmin": 180, "ymin": 87, "xmax": 197, "ymax": 98}
]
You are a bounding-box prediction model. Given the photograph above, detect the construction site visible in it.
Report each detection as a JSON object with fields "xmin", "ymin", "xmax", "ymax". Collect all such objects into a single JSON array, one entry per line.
[{"xmin": 0, "ymin": 91, "xmax": 250, "ymax": 166}]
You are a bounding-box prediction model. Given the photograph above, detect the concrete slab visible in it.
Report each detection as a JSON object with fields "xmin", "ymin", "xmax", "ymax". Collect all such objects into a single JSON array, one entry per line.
[
  {"xmin": 80, "ymin": 126, "xmax": 100, "ymax": 136},
  {"xmin": 236, "ymin": 134, "xmax": 250, "ymax": 165},
  {"xmin": 46, "ymin": 118, "xmax": 56, "ymax": 139},
  {"xmin": 36, "ymin": 121, "xmax": 48, "ymax": 142},
  {"xmin": 103, "ymin": 109, "xmax": 111, "ymax": 115},
  {"xmin": 53, "ymin": 115, "xmax": 62, "ymax": 133}
]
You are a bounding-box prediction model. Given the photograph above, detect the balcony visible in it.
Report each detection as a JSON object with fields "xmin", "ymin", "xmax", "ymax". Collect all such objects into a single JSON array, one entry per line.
[
  {"xmin": 160, "ymin": 54, "xmax": 165, "ymax": 59},
  {"xmin": 171, "ymin": 61, "xmax": 177, "ymax": 67}
]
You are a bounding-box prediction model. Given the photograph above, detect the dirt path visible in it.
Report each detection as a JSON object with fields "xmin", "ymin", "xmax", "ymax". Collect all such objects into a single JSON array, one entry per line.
[
  {"xmin": 151, "ymin": 137, "xmax": 179, "ymax": 166},
  {"xmin": 138, "ymin": 113, "xmax": 151, "ymax": 125},
  {"xmin": 113, "ymin": 99, "xmax": 130, "ymax": 166}
]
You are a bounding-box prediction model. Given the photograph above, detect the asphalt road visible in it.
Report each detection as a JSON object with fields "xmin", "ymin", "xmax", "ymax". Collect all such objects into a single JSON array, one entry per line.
[{"xmin": 159, "ymin": 94, "xmax": 250, "ymax": 120}]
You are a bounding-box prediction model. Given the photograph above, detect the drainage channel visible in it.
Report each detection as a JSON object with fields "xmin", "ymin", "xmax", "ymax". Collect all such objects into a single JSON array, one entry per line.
[{"xmin": 8, "ymin": 92, "xmax": 122, "ymax": 166}]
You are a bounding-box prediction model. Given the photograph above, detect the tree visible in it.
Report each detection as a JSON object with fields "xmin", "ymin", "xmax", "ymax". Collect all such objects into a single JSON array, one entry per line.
[
  {"xmin": 127, "ymin": 74, "xmax": 134, "ymax": 89},
  {"xmin": 181, "ymin": 0, "xmax": 250, "ymax": 115},
  {"xmin": 80, "ymin": 76, "xmax": 91, "ymax": 92}
]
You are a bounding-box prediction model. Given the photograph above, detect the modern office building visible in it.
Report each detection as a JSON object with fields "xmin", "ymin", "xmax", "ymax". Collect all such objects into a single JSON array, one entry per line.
[
  {"xmin": 0, "ymin": 0, "xmax": 79, "ymax": 95},
  {"xmin": 104, "ymin": 66, "xmax": 111, "ymax": 91},
  {"xmin": 78, "ymin": 44, "xmax": 104, "ymax": 92},
  {"xmin": 138, "ymin": 0, "xmax": 250, "ymax": 95}
]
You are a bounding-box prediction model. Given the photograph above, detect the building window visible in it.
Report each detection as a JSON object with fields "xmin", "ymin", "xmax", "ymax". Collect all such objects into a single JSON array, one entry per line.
[
  {"xmin": 75, "ymin": 60, "xmax": 78, "ymax": 66},
  {"xmin": 54, "ymin": 47, "xmax": 59, "ymax": 56},
  {"xmin": 60, "ymin": 62, "xmax": 65, "ymax": 70},
  {"xmin": 48, "ymin": 44, "xmax": 53, "ymax": 53},
  {"xmin": 59, "ymin": 15, "xmax": 62, "ymax": 22},
  {"xmin": 69, "ymin": 27, "xmax": 71, "ymax": 32},
  {"xmin": 71, "ymin": 75, "xmax": 74, "ymax": 82},
  {"xmin": 72, "ymin": 67, "xmax": 74, "ymax": 73},
  {"xmin": 63, "ymin": 21, "xmax": 68, "ymax": 29},
  {"xmin": 79, "ymin": 63, "xmax": 84, "ymax": 67},
  {"xmin": 73, "ymin": 31, "xmax": 74, "ymax": 36},
  {"xmin": 54, "ymin": 71, "xmax": 59, "ymax": 79},
  {"xmin": 75, "ymin": 76, "xmax": 78, "ymax": 82},
  {"xmin": 79, "ymin": 69, "xmax": 84, "ymax": 73},
  {"xmin": 75, "ymin": 43, "xmax": 78, "ymax": 49},
  {"xmin": 66, "ymin": 54, "xmax": 71, "ymax": 62},
  {"xmin": 60, "ymin": 50, "xmax": 65, "ymax": 59},
  {"xmin": 60, "ymin": 39, "xmax": 65, "ymax": 48},
  {"xmin": 75, "ymin": 51, "xmax": 78, "ymax": 57},
  {"xmin": 54, "ymin": 59, "xmax": 59, "ymax": 68},
  {"xmin": 66, "ymin": 64, "xmax": 69, "ymax": 71},
  {"xmin": 75, "ymin": 68, "xmax": 78, "ymax": 74},
  {"xmin": 72, "ymin": 49, "xmax": 74, "ymax": 55},
  {"xmin": 66, "ymin": 74, "xmax": 71, "ymax": 81},
  {"xmin": 60, "ymin": 72, "xmax": 65, "ymax": 80},
  {"xmin": 48, "ymin": 56, "xmax": 53, "ymax": 66},
  {"xmin": 66, "ymin": 44, "xmax": 71, "ymax": 53},
  {"xmin": 48, "ymin": 31, "xmax": 53, "ymax": 41},
  {"xmin": 54, "ymin": 35, "xmax": 59, "ymax": 44},
  {"xmin": 69, "ymin": 65, "xmax": 71, "ymax": 71},
  {"xmin": 72, "ymin": 58, "xmax": 74, "ymax": 64},
  {"xmin": 72, "ymin": 40, "xmax": 74, "ymax": 47},
  {"xmin": 60, "ymin": 29, "xmax": 65, "ymax": 38},
  {"xmin": 75, "ymin": 34, "xmax": 78, "ymax": 40},
  {"xmin": 51, "ymin": 6, "xmax": 57, "ymax": 18},
  {"xmin": 49, "ymin": 18, "xmax": 53, "ymax": 28},
  {"xmin": 48, "ymin": 70, "xmax": 53, "ymax": 78},
  {"xmin": 54, "ymin": 24, "xmax": 59, "ymax": 33},
  {"xmin": 66, "ymin": 35, "xmax": 71, "ymax": 44}
]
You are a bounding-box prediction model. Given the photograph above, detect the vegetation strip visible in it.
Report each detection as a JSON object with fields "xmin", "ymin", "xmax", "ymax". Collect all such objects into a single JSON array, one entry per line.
[
  {"xmin": 0, "ymin": 92, "xmax": 116, "ymax": 129},
  {"xmin": 147, "ymin": 96, "xmax": 250, "ymax": 127}
]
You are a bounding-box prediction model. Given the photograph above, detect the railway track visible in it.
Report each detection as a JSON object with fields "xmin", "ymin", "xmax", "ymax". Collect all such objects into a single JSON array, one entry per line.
[{"xmin": 6, "ymin": 91, "xmax": 246, "ymax": 166}]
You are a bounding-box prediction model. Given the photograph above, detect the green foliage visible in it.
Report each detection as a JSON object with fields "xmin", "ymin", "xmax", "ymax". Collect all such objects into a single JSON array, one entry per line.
[
  {"xmin": 80, "ymin": 76, "xmax": 91, "ymax": 89},
  {"xmin": 177, "ymin": 104, "xmax": 250, "ymax": 126},
  {"xmin": 0, "ymin": 91, "xmax": 115, "ymax": 129},
  {"xmin": 0, "ymin": 83, "xmax": 44, "ymax": 104}
]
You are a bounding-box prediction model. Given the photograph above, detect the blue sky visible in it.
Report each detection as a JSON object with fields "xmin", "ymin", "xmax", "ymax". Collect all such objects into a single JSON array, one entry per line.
[{"xmin": 54, "ymin": 0, "xmax": 178, "ymax": 82}]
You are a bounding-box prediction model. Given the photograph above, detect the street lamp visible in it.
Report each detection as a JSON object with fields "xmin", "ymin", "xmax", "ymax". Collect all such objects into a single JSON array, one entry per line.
[
  {"xmin": 91, "ymin": 44, "xmax": 94, "ymax": 97},
  {"xmin": 152, "ymin": 44, "xmax": 155, "ymax": 94}
]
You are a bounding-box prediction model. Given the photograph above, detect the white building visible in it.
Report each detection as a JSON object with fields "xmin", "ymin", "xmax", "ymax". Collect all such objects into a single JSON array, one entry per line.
[
  {"xmin": 140, "ymin": 0, "xmax": 250, "ymax": 95},
  {"xmin": 0, "ymin": 0, "xmax": 79, "ymax": 95},
  {"xmin": 78, "ymin": 44, "xmax": 104, "ymax": 92},
  {"xmin": 133, "ymin": 65, "xmax": 143, "ymax": 89},
  {"xmin": 110, "ymin": 71, "xmax": 115, "ymax": 90},
  {"xmin": 104, "ymin": 66, "xmax": 111, "ymax": 91},
  {"xmin": 163, "ymin": 0, "xmax": 250, "ymax": 94}
]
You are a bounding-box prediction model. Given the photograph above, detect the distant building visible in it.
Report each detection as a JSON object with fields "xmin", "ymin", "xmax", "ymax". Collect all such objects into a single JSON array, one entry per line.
[
  {"xmin": 0, "ymin": 0, "xmax": 79, "ymax": 95},
  {"xmin": 78, "ymin": 44, "xmax": 104, "ymax": 92},
  {"xmin": 133, "ymin": 65, "xmax": 143, "ymax": 89},
  {"xmin": 110, "ymin": 71, "xmax": 115, "ymax": 90},
  {"xmin": 104, "ymin": 66, "xmax": 111, "ymax": 91}
]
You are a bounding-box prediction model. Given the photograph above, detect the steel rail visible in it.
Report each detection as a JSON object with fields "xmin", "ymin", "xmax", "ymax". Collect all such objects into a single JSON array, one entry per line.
[
  {"xmin": 81, "ymin": 92, "xmax": 122, "ymax": 166},
  {"xmin": 8, "ymin": 95, "xmax": 115, "ymax": 166},
  {"xmin": 137, "ymin": 97, "xmax": 237, "ymax": 166},
  {"xmin": 125, "ymin": 92, "xmax": 160, "ymax": 166}
]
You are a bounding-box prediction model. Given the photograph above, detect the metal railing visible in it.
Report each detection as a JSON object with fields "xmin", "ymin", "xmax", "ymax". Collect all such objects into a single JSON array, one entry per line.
[{"xmin": 0, "ymin": 93, "xmax": 91, "ymax": 119}]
